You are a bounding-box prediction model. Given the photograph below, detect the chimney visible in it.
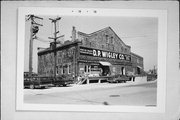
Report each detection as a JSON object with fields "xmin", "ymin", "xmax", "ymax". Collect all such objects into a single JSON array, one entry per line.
[
  {"xmin": 50, "ymin": 42, "xmax": 55, "ymax": 50},
  {"xmin": 72, "ymin": 26, "xmax": 76, "ymax": 41}
]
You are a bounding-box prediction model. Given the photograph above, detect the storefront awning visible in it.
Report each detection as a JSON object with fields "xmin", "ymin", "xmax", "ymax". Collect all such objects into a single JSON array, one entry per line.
[
  {"xmin": 99, "ymin": 61, "xmax": 112, "ymax": 66},
  {"xmin": 137, "ymin": 66, "xmax": 142, "ymax": 69}
]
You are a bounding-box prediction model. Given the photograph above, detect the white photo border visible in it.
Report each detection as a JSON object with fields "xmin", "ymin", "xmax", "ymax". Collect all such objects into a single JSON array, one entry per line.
[{"xmin": 16, "ymin": 7, "xmax": 167, "ymax": 113}]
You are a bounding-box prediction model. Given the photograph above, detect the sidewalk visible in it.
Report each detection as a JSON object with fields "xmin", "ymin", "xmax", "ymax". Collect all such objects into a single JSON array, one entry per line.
[{"xmin": 24, "ymin": 80, "xmax": 157, "ymax": 95}]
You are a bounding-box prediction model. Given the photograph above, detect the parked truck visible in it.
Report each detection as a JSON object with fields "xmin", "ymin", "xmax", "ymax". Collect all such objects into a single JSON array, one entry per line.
[
  {"xmin": 24, "ymin": 74, "xmax": 74, "ymax": 89},
  {"xmin": 107, "ymin": 74, "xmax": 132, "ymax": 83},
  {"xmin": 24, "ymin": 76, "xmax": 53, "ymax": 89},
  {"xmin": 53, "ymin": 75, "xmax": 74, "ymax": 87}
]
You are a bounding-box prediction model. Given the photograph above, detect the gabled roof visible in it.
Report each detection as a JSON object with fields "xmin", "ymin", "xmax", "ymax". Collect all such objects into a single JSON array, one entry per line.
[
  {"xmin": 131, "ymin": 52, "xmax": 143, "ymax": 59},
  {"xmin": 78, "ymin": 26, "xmax": 130, "ymax": 48}
]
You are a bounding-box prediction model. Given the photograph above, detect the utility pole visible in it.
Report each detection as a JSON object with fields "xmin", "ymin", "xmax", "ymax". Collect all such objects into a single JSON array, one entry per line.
[
  {"xmin": 48, "ymin": 17, "xmax": 62, "ymax": 80},
  {"xmin": 26, "ymin": 15, "xmax": 43, "ymax": 77}
]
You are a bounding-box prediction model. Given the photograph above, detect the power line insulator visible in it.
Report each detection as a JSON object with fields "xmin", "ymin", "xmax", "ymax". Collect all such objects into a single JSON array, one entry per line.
[{"xmin": 32, "ymin": 25, "xmax": 39, "ymax": 34}]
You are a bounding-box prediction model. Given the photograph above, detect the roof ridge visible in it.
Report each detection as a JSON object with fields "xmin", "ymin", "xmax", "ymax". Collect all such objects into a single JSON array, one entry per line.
[
  {"xmin": 77, "ymin": 26, "xmax": 130, "ymax": 48},
  {"xmin": 131, "ymin": 52, "xmax": 143, "ymax": 59},
  {"xmin": 78, "ymin": 26, "xmax": 111, "ymax": 36},
  {"xmin": 89, "ymin": 26, "xmax": 111, "ymax": 35}
]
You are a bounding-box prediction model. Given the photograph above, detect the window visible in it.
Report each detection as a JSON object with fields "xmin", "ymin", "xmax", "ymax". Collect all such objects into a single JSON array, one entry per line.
[
  {"xmin": 106, "ymin": 43, "xmax": 109, "ymax": 49},
  {"xmin": 62, "ymin": 66, "xmax": 65, "ymax": 74},
  {"xmin": 121, "ymin": 47, "xmax": 124, "ymax": 52},
  {"xmin": 102, "ymin": 45, "xmax": 104, "ymax": 49},
  {"xmin": 88, "ymin": 65, "xmax": 91, "ymax": 72},
  {"xmin": 105, "ymin": 35, "xmax": 109, "ymax": 43},
  {"xmin": 85, "ymin": 38, "xmax": 88, "ymax": 45},
  {"xmin": 137, "ymin": 59, "xmax": 140, "ymax": 64},
  {"xmin": 124, "ymin": 48, "xmax": 127, "ymax": 53},
  {"xmin": 84, "ymin": 65, "xmax": 87, "ymax": 72},
  {"xmin": 68, "ymin": 64, "xmax": 71, "ymax": 74},
  {"xmin": 112, "ymin": 46, "xmax": 114, "ymax": 51},
  {"xmin": 56, "ymin": 66, "xmax": 58, "ymax": 75},
  {"xmin": 110, "ymin": 36, "xmax": 113, "ymax": 44},
  {"xmin": 84, "ymin": 65, "xmax": 90, "ymax": 73}
]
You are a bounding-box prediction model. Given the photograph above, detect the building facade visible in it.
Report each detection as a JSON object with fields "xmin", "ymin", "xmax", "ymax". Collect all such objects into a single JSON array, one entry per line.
[{"xmin": 38, "ymin": 27, "xmax": 144, "ymax": 79}]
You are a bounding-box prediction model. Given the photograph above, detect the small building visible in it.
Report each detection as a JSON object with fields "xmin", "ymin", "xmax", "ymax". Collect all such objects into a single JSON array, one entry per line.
[
  {"xmin": 37, "ymin": 27, "xmax": 144, "ymax": 80},
  {"xmin": 131, "ymin": 52, "xmax": 144, "ymax": 75}
]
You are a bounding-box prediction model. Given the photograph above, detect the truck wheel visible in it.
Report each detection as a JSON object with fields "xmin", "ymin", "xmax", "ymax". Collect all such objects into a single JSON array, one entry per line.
[
  {"xmin": 63, "ymin": 84, "xmax": 67, "ymax": 87},
  {"xmin": 30, "ymin": 84, "xmax": 34, "ymax": 89}
]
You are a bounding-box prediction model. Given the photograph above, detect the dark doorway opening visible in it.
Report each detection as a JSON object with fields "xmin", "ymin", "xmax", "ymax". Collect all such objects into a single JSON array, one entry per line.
[
  {"xmin": 101, "ymin": 66, "xmax": 110, "ymax": 76},
  {"xmin": 137, "ymin": 67, "xmax": 141, "ymax": 74},
  {"xmin": 121, "ymin": 67, "xmax": 125, "ymax": 75}
]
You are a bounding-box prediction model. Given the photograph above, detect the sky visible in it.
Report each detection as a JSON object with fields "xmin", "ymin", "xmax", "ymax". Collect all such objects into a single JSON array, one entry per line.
[{"xmin": 24, "ymin": 16, "xmax": 158, "ymax": 73}]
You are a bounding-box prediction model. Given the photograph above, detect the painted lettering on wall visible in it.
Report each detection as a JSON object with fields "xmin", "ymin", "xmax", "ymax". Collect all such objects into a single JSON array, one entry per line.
[{"xmin": 80, "ymin": 46, "xmax": 131, "ymax": 61}]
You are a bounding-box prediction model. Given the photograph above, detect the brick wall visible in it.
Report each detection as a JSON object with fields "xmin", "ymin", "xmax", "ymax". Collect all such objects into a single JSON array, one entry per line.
[
  {"xmin": 131, "ymin": 52, "xmax": 144, "ymax": 75},
  {"xmin": 78, "ymin": 27, "xmax": 131, "ymax": 55},
  {"xmin": 38, "ymin": 46, "xmax": 76, "ymax": 76},
  {"xmin": 38, "ymin": 52, "xmax": 54, "ymax": 76}
]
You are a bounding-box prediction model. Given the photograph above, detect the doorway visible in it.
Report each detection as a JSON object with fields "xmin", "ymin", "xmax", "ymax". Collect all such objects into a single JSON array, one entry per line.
[
  {"xmin": 137, "ymin": 67, "xmax": 141, "ymax": 74},
  {"xmin": 121, "ymin": 67, "xmax": 125, "ymax": 75},
  {"xmin": 101, "ymin": 66, "xmax": 110, "ymax": 76}
]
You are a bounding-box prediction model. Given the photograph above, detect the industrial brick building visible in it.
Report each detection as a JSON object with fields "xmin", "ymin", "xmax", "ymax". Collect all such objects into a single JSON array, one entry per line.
[{"xmin": 38, "ymin": 27, "xmax": 144, "ymax": 79}]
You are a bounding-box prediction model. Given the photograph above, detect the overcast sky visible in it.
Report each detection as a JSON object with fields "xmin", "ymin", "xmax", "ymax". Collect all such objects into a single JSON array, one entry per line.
[{"xmin": 24, "ymin": 16, "xmax": 158, "ymax": 73}]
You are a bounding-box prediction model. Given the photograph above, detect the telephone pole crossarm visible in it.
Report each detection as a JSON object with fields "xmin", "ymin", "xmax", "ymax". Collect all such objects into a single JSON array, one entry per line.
[
  {"xmin": 49, "ymin": 17, "xmax": 61, "ymax": 22},
  {"xmin": 48, "ymin": 35, "xmax": 64, "ymax": 40}
]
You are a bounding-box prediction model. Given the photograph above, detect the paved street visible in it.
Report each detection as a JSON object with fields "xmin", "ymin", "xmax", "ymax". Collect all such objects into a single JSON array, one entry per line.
[{"xmin": 24, "ymin": 81, "xmax": 157, "ymax": 106}]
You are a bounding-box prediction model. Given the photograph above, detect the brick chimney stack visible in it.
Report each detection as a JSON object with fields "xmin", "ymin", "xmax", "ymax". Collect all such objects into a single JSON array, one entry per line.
[{"xmin": 72, "ymin": 26, "xmax": 76, "ymax": 41}]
